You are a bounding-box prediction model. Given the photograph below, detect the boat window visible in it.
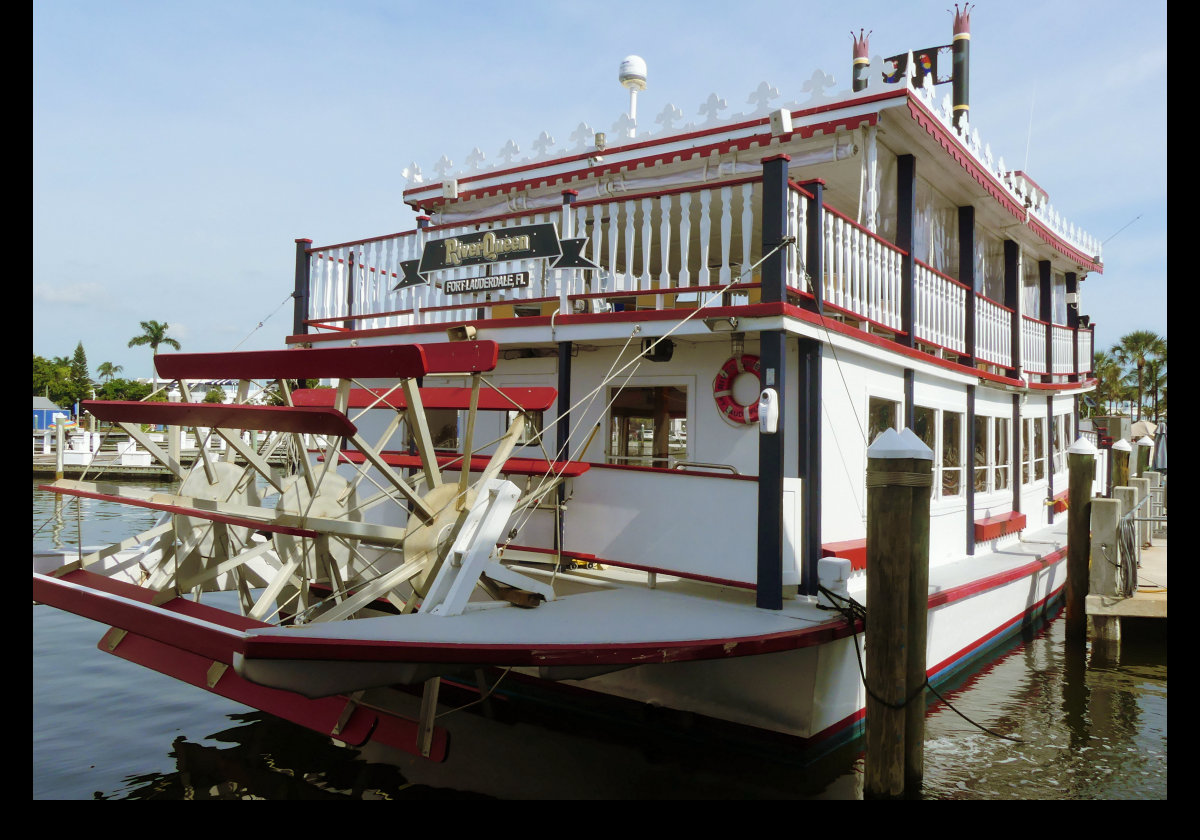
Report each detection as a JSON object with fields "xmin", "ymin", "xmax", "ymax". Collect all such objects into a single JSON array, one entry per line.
[
  {"xmin": 973, "ymin": 415, "xmax": 990, "ymax": 492},
  {"xmin": 1021, "ymin": 418, "xmax": 1031, "ymax": 484},
  {"xmin": 868, "ymin": 396, "xmax": 900, "ymax": 445},
  {"xmin": 975, "ymin": 226, "xmax": 1006, "ymax": 303},
  {"xmin": 607, "ymin": 385, "xmax": 687, "ymax": 467},
  {"xmin": 506, "ymin": 410, "xmax": 544, "ymax": 447},
  {"xmin": 1053, "ymin": 272, "xmax": 1068, "ymax": 324},
  {"xmin": 1022, "ymin": 253, "xmax": 1041, "ymax": 320},
  {"xmin": 914, "ymin": 177, "xmax": 960, "ymax": 278},
  {"xmin": 994, "ymin": 417, "xmax": 1010, "ymax": 490},
  {"xmin": 912, "ymin": 405, "xmax": 938, "ymax": 496},
  {"xmin": 942, "ymin": 411, "xmax": 963, "ymax": 496},
  {"xmin": 1034, "ymin": 417, "xmax": 1046, "ymax": 481},
  {"xmin": 411, "ymin": 409, "xmax": 459, "ymax": 451},
  {"xmin": 1053, "ymin": 414, "xmax": 1065, "ymax": 473}
]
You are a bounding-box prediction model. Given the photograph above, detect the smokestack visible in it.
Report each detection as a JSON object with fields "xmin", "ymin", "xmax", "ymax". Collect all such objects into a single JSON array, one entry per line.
[
  {"xmin": 952, "ymin": 4, "xmax": 971, "ymax": 130},
  {"xmin": 852, "ymin": 29, "xmax": 872, "ymax": 92}
]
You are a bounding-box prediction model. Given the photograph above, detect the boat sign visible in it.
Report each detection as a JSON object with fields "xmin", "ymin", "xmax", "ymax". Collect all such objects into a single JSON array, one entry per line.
[{"xmin": 419, "ymin": 223, "xmax": 561, "ymax": 274}]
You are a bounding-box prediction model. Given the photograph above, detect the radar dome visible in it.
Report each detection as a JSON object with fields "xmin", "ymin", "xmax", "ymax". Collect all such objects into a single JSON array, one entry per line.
[{"xmin": 619, "ymin": 55, "xmax": 647, "ymax": 91}]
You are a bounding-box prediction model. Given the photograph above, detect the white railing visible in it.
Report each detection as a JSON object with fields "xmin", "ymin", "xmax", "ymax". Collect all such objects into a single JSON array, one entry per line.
[
  {"xmin": 913, "ymin": 260, "xmax": 967, "ymax": 353},
  {"xmin": 304, "ymin": 182, "xmax": 1095, "ymax": 384},
  {"xmin": 1022, "ymin": 316, "xmax": 1048, "ymax": 375},
  {"xmin": 1051, "ymin": 323, "xmax": 1074, "ymax": 375},
  {"xmin": 819, "ymin": 204, "xmax": 904, "ymax": 330},
  {"xmin": 307, "ymin": 180, "xmax": 766, "ymax": 329},
  {"xmin": 975, "ymin": 294, "xmax": 1012, "ymax": 367}
]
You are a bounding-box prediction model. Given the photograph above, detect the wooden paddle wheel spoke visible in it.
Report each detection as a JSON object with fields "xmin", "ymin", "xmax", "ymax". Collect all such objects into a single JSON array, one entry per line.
[{"xmin": 55, "ymin": 340, "xmax": 572, "ymax": 628}]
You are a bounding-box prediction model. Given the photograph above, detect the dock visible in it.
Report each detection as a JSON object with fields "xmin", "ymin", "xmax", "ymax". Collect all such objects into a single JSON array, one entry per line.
[
  {"xmin": 1086, "ymin": 533, "xmax": 1167, "ymax": 620},
  {"xmin": 1085, "ymin": 470, "xmax": 1167, "ymax": 648}
]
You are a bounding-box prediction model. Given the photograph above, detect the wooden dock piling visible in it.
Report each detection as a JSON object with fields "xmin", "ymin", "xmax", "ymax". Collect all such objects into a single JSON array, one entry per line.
[
  {"xmin": 1111, "ymin": 439, "xmax": 1130, "ymax": 495},
  {"xmin": 864, "ymin": 427, "xmax": 933, "ymax": 800},
  {"xmin": 1065, "ymin": 437, "xmax": 1096, "ymax": 645}
]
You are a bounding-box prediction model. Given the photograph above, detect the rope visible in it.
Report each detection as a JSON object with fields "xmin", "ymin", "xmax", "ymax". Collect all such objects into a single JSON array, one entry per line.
[{"xmin": 818, "ymin": 584, "xmax": 1023, "ymax": 742}]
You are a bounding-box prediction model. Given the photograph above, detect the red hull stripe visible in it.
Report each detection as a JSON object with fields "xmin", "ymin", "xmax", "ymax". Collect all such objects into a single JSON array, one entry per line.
[
  {"xmin": 154, "ymin": 341, "xmax": 499, "ymax": 381},
  {"xmin": 82, "ymin": 400, "xmax": 358, "ymax": 437},
  {"xmin": 292, "ymin": 385, "xmax": 557, "ymax": 412}
]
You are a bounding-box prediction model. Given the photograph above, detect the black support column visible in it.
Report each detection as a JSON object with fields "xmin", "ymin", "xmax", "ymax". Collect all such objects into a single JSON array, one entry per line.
[
  {"xmin": 1066, "ymin": 271, "xmax": 1080, "ymax": 383},
  {"xmin": 1040, "ymin": 259, "xmax": 1053, "ymax": 383},
  {"xmin": 1004, "ymin": 240, "xmax": 1021, "ymax": 378},
  {"xmin": 959, "ymin": 206, "xmax": 976, "ymax": 366},
  {"xmin": 898, "ymin": 154, "xmax": 917, "ymax": 348},
  {"xmin": 293, "ymin": 238, "xmax": 312, "ymax": 337},
  {"xmin": 966, "ymin": 384, "xmax": 976, "ymax": 555},
  {"xmin": 1012, "ymin": 394, "xmax": 1021, "ymax": 514},
  {"xmin": 757, "ymin": 154, "xmax": 791, "ymax": 610},
  {"xmin": 797, "ymin": 337, "xmax": 821, "ymax": 597},
  {"xmin": 1046, "ymin": 394, "xmax": 1056, "ymax": 524}
]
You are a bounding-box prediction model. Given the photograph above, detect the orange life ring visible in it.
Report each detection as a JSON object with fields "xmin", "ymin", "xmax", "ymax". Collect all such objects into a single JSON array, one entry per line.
[{"xmin": 713, "ymin": 354, "xmax": 760, "ymax": 425}]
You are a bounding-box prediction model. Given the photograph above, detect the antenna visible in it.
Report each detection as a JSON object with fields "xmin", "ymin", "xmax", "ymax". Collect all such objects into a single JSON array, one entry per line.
[
  {"xmin": 619, "ymin": 55, "xmax": 647, "ymax": 138},
  {"xmin": 1023, "ymin": 81, "xmax": 1037, "ymax": 172}
]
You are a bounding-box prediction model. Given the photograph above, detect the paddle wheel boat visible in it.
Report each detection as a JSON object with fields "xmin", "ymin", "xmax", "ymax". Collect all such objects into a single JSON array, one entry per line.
[{"xmin": 34, "ymin": 11, "xmax": 1104, "ymax": 762}]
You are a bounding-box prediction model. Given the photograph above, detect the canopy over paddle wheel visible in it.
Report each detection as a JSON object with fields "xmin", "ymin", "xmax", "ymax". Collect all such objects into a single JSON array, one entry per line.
[{"xmin": 33, "ymin": 339, "xmax": 591, "ymax": 760}]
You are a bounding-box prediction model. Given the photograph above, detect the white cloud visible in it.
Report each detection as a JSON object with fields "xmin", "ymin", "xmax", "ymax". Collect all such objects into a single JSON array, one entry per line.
[{"xmin": 32, "ymin": 282, "xmax": 106, "ymax": 305}]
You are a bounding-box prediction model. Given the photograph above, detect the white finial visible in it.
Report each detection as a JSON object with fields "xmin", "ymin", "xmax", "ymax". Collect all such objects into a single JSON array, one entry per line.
[{"xmin": 619, "ymin": 55, "xmax": 647, "ymax": 137}]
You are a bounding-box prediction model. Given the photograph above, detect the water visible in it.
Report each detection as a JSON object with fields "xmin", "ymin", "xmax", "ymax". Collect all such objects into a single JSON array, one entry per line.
[{"xmin": 33, "ymin": 481, "xmax": 1166, "ymax": 799}]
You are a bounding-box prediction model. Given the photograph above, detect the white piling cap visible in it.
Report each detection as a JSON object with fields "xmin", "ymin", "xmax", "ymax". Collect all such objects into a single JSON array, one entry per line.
[
  {"xmin": 867, "ymin": 427, "xmax": 933, "ymax": 460},
  {"xmin": 1137, "ymin": 436, "xmax": 1155, "ymax": 446},
  {"xmin": 1112, "ymin": 439, "xmax": 1132, "ymax": 452},
  {"xmin": 1067, "ymin": 437, "xmax": 1097, "ymax": 456}
]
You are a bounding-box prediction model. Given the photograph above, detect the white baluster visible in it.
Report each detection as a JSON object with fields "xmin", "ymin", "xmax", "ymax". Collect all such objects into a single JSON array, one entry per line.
[
  {"xmin": 607, "ymin": 201, "xmax": 620, "ymax": 292},
  {"xmin": 658, "ymin": 193, "xmax": 673, "ymax": 298},
  {"xmin": 742, "ymin": 183, "xmax": 755, "ymax": 286},
  {"xmin": 641, "ymin": 196, "xmax": 654, "ymax": 297},
  {"xmin": 623, "ymin": 200, "xmax": 636, "ymax": 291},
  {"xmin": 678, "ymin": 193, "xmax": 692, "ymax": 288},
  {"xmin": 719, "ymin": 185, "xmax": 733, "ymax": 284},
  {"xmin": 697, "ymin": 190, "xmax": 712, "ymax": 287}
]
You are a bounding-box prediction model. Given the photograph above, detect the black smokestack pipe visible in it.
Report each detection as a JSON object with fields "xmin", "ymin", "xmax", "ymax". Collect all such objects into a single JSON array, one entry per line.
[
  {"xmin": 852, "ymin": 29, "xmax": 871, "ymax": 92},
  {"xmin": 952, "ymin": 4, "xmax": 971, "ymax": 130}
]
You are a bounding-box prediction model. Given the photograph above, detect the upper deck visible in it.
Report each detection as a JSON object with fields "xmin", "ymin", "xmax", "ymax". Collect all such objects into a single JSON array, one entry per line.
[{"xmin": 288, "ymin": 39, "xmax": 1099, "ymax": 390}]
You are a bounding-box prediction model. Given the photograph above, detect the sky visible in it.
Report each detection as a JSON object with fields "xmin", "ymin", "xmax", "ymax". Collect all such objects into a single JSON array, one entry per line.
[{"xmin": 33, "ymin": 1, "xmax": 1167, "ymax": 381}]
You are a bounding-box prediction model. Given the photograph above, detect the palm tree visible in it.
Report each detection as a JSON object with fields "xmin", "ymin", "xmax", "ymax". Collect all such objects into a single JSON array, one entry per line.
[
  {"xmin": 1113, "ymin": 330, "xmax": 1167, "ymax": 421},
  {"xmin": 1143, "ymin": 356, "xmax": 1166, "ymax": 421},
  {"xmin": 1091, "ymin": 349, "xmax": 1124, "ymax": 414},
  {"xmin": 96, "ymin": 361, "xmax": 124, "ymax": 383},
  {"xmin": 127, "ymin": 320, "xmax": 181, "ymax": 394}
]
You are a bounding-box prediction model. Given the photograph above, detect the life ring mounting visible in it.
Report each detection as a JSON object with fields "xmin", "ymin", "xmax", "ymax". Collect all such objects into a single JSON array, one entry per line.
[{"xmin": 713, "ymin": 354, "xmax": 760, "ymax": 425}]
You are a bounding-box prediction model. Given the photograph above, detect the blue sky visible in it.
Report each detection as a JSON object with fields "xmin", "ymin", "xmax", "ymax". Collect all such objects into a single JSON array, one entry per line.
[{"xmin": 33, "ymin": 1, "xmax": 1166, "ymax": 379}]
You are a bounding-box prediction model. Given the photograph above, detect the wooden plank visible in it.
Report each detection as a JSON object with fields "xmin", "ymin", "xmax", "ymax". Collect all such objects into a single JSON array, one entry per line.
[
  {"xmin": 154, "ymin": 341, "xmax": 498, "ymax": 381},
  {"xmin": 292, "ymin": 385, "xmax": 557, "ymax": 412},
  {"xmin": 40, "ymin": 482, "xmax": 322, "ymax": 538},
  {"xmin": 83, "ymin": 401, "xmax": 358, "ymax": 437}
]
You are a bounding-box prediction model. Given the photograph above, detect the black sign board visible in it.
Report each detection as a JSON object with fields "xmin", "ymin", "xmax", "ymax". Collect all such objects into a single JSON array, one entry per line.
[{"xmin": 418, "ymin": 223, "xmax": 562, "ymax": 275}]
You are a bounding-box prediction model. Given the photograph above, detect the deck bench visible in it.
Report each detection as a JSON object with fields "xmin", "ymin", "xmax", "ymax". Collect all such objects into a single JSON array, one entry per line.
[
  {"xmin": 821, "ymin": 538, "xmax": 867, "ymax": 571},
  {"xmin": 974, "ymin": 511, "xmax": 1027, "ymax": 541}
]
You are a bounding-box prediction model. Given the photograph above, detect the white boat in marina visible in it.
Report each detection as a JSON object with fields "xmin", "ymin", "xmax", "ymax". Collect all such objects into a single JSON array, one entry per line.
[{"xmin": 34, "ymin": 10, "xmax": 1105, "ymax": 764}]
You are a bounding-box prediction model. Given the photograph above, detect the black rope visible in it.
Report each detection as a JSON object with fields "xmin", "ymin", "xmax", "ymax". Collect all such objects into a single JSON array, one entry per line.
[{"xmin": 817, "ymin": 585, "xmax": 1023, "ymax": 742}]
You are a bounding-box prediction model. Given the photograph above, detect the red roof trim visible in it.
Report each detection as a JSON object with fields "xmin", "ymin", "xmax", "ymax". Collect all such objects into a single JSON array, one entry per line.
[{"xmin": 904, "ymin": 95, "xmax": 1102, "ymax": 273}]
